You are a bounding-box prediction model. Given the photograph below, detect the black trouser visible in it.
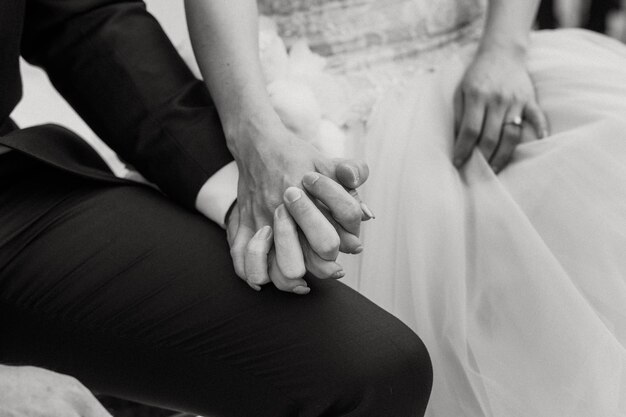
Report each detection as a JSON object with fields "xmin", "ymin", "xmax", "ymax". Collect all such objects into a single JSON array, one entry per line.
[
  {"xmin": 585, "ymin": 0, "xmax": 620, "ymax": 33},
  {"xmin": 537, "ymin": 0, "xmax": 558, "ymax": 29},
  {"xmin": 0, "ymin": 132, "xmax": 432, "ymax": 416}
]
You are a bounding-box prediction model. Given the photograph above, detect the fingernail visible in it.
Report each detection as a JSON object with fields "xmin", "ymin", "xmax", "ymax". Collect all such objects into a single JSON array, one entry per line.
[
  {"xmin": 284, "ymin": 187, "xmax": 302, "ymax": 203},
  {"xmin": 248, "ymin": 282, "xmax": 262, "ymax": 291},
  {"xmin": 541, "ymin": 129, "xmax": 549, "ymax": 139},
  {"xmin": 293, "ymin": 285, "xmax": 310, "ymax": 295},
  {"xmin": 257, "ymin": 225, "xmax": 272, "ymax": 240},
  {"xmin": 349, "ymin": 166, "xmax": 360, "ymax": 187},
  {"xmin": 302, "ymin": 172, "xmax": 320, "ymax": 187},
  {"xmin": 332, "ymin": 270, "xmax": 346, "ymax": 279},
  {"xmin": 353, "ymin": 245, "xmax": 364, "ymax": 254},
  {"xmin": 360, "ymin": 202, "xmax": 375, "ymax": 220},
  {"xmin": 453, "ymin": 158, "xmax": 463, "ymax": 167},
  {"xmin": 491, "ymin": 165, "xmax": 500, "ymax": 174}
]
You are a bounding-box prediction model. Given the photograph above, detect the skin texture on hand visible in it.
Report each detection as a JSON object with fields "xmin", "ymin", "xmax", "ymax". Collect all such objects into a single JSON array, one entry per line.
[
  {"xmin": 0, "ymin": 365, "xmax": 111, "ymax": 417},
  {"xmin": 185, "ymin": 0, "xmax": 373, "ymax": 294},
  {"xmin": 453, "ymin": 0, "xmax": 545, "ymax": 173},
  {"xmin": 453, "ymin": 48, "xmax": 549, "ymax": 173},
  {"xmin": 226, "ymin": 160, "xmax": 370, "ymax": 295},
  {"xmin": 226, "ymin": 116, "xmax": 369, "ymax": 291}
]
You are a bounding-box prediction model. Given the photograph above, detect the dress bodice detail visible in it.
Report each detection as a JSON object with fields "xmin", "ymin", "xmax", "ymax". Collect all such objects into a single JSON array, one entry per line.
[
  {"xmin": 258, "ymin": 0, "xmax": 486, "ymax": 129},
  {"xmin": 258, "ymin": 0, "xmax": 486, "ymax": 75}
]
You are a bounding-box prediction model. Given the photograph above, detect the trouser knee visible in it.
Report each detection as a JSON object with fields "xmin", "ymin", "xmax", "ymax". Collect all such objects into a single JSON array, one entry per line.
[{"xmin": 329, "ymin": 327, "xmax": 433, "ymax": 416}]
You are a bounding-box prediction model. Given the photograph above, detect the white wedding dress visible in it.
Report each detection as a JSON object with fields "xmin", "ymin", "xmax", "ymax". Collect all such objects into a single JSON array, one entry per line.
[{"xmin": 260, "ymin": 1, "xmax": 626, "ymax": 416}]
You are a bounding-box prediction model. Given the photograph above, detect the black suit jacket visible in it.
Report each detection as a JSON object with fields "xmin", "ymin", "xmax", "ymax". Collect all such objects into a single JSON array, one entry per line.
[{"xmin": 0, "ymin": 0, "xmax": 233, "ymax": 208}]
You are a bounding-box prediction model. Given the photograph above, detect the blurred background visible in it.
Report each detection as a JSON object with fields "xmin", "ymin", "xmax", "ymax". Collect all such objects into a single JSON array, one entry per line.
[{"xmin": 538, "ymin": 0, "xmax": 626, "ymax": 39}]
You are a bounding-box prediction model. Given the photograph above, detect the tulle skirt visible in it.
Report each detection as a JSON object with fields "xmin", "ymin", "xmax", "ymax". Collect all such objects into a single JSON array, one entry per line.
[{"xmin": 340, "ymin": 29, "xmax": 626, "ymax": 416}]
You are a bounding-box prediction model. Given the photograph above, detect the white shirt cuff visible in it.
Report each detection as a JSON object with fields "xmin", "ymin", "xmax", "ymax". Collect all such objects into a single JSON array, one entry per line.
[{"xmin": 195, "ymin": 161, "xmax": 239, "ymax": 228}]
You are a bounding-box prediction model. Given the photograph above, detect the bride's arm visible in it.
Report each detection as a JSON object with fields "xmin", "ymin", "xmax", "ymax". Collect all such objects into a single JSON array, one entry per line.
[
  {"xmin": 185, "ymin": 0, "xmax": 274, "ymax": 140},
  {"xmin": 185, "ymin": 0, "xmax": 367, "ymax": 292},
  {"xmin": 453, "ymin": 0, "xmax": 549, "ymax": 173},
  {"xmin": 481, "ymin": 0, "xmax": 539, "ymax": 55}
]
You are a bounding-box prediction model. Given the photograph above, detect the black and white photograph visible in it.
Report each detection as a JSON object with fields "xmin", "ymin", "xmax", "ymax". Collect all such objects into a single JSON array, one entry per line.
[{"xmin": 1, "ymin": 0, "xmax": 625, "ymax": 416}]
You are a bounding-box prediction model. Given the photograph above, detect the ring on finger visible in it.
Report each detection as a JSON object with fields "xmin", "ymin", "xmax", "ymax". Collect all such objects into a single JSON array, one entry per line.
[{"xmin": 504, "ymin": 115, "xmax": 523, "ymax": 128}]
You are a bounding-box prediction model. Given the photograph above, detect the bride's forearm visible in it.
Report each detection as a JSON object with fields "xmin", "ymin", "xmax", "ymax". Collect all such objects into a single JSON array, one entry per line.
[
  {"xmin": 478, "ymin": 0, "xmax": 540, "ymax": 58},
  {"xmin": 184, "ymin": 0, "xmax": 280, "ymax": 149}
]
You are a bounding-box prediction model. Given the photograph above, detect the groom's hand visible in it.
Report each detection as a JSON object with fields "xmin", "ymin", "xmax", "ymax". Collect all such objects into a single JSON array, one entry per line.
[
  {"xmin": 271, "ymin": 161, "xmax": 372, "ymax": 294},
  {"xmin": 228, "ymin": 159, "xmax": 370, "ymax": 294}
]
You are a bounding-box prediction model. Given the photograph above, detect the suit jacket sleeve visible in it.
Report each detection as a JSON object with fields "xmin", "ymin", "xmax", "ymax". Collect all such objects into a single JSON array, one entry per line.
[{"xmin": 20, "ymin": 0, "xmax": 234, "ymax": 209}]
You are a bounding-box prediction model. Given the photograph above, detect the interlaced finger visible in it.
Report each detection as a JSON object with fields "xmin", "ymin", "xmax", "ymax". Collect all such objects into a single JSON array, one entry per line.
[
  {"xmin": 269, "ymin": 251, "xmax": 310, "ymax": 295},
  {"xmin": 273, "ymin": 204, "xmax": 306, "ymax": 280},
  {"xmin": 283, "ymin": 187, "xmax": 340, "ymax": 261},
  {"xmin": 231, "ymin": 212, "xmax": 255, "ymax": 280},
  {"xmin": 302, "ymin": 172, "xmax": 363, "ymax": 236},
  {"xmin": 300, "ymin": 234, "xmax": 345, "ymax": 279},
  {"xmin": 244, "ymin": 225, "xmax": 273, "ymax": 287}
]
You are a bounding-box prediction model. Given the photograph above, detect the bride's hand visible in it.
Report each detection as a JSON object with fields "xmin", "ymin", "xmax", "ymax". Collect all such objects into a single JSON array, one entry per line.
[
  {"xmin": 453, "ymin": 47, "xmax": 549, "ymax": 173},
  {"xmin": 226, "ymin": 112, "xmax": 369, "ymax": 289}
]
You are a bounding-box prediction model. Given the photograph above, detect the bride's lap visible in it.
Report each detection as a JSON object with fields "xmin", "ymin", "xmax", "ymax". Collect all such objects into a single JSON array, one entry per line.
[{"xmin": 341, "ymin": 28, "xmax": 626, "ymax": 416}]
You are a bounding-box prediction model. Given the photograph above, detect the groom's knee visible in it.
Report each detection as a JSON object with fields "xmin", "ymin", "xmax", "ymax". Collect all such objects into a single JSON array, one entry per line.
[
  {"xmin": 347, "ymin": 330, "xmax": 432, "ymax": 416},
  {"xmin": 316, "ymin": 320, "xmax": 432, "ymax": 417}
]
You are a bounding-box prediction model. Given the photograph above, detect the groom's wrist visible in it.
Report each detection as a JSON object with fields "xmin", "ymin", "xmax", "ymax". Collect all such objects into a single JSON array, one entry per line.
[{"xmin": 195, "ymin": 161, "xmax": 239, "ymax": 228}]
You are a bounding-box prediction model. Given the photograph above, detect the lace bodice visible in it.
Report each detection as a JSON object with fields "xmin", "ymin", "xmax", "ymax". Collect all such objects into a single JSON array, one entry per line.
[
  {"xmin": 258, "ymin": 0, "xmax": 486, "ymax": 75},
  {"xmin": 258, "ymin": 0, "xmax": 487, "ymax": 149}
]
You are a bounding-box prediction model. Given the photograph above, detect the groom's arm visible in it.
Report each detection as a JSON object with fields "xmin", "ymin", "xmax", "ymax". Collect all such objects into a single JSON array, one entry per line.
[{"xmin": 20, "ymin": 0, "xmax": 233, "ymax": 211}]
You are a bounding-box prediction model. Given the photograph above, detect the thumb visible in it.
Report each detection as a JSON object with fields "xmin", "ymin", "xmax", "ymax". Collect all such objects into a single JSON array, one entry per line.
[{"xmin": 333, "ymin": 158, "xmax": 370, "ymax": 189}]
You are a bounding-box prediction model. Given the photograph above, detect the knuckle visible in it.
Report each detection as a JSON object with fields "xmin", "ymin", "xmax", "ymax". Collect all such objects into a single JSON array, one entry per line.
[
  {"xmin": 510, "ymin": 93, "xmax": 523, "ymax": 103},
  {"xmin": 493, "ymin": 92, "xmax": 511, "ymax": 105},
  {"xmin": 492, "ymin": 93, "xmax": 505, "ymax": 105},
  {"xmin": 283, "ymin": 264, "xmax": 307, "ymax": 280},
  {"xmin": 466, "ymin": 86, "xmax": 482, "ymax": 99},
  {"xmin": 317, "ymin": 236, "xmax": 340, "ymax": 260},
  {"xmin": 263, "ymin": 191, "xmax": 283, "ymax": 211}
]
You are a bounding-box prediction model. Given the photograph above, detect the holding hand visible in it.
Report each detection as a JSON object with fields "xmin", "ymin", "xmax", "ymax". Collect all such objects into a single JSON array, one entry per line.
[
  {"xmin": 185, "ymin": 0, "xmax": 373, "ymax": 294},
  {"xmin": 453, "ymin": 48, "xmax": 549, "ymax": 173},
  {"xmin": 0, "ymin": 365, "xmax": 111, "ymax": 417},
  {"xmin": 226, "ymin": 115, "xmax": 370, "ymax": 293}
]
